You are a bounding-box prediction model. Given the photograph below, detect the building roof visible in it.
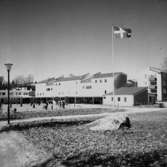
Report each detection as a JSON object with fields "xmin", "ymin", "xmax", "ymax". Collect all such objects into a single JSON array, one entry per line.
[
  {"xmin": 149, "ymin": 66, "xmax": 167, "ymax": 74},
  {"xmin": 37, "ymin": 72, "xmax": 126, "ymax": 84},
  {"xmin": 38, "ymin": 77, "xmax": 56, "ymax": 84},
  {"xmin": 106, "ymin": 87, "xmax": 147, "ymax": 96},
  {"xmin": 55, "ymin": 75, "xmax": 83, "ymax": 82},
  {"xmin": 92, "ymin": 72, "xmax": 124, "ymax": 79}
]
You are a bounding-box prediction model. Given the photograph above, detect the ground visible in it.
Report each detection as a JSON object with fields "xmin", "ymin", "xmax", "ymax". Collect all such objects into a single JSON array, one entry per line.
[
  {"xmin": 21, "ymin": 109, "xmax": 167, "ymax": 167},
  {"xmin": 0, "ymin": 131, "xmax": 46, "ymax": 167},
  {"xmin": 0, "ymin": 105, "xmax": 167, "ymax": 167}
]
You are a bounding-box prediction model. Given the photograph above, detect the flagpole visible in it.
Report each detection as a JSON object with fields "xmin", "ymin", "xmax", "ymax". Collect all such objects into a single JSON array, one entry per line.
[{"xmin": 112, "ymin": 26, "xmax": 115, "ymax": 107}]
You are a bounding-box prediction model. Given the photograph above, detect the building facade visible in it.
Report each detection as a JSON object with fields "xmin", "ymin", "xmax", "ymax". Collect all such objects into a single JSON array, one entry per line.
[
  {"xmin": 0, "ymin": 87, "xmax": 34, "ymax": 103},
  {"xmin": 137, "ymin": 67, "xmax": 167, "ymax": 103},
  {"xmin": 35, "ymin": 72, "xmax": 127, "ymax": 104},
  {"xmin": 103, "ymin": 87, "xmax": 148, "ymax": 106}
]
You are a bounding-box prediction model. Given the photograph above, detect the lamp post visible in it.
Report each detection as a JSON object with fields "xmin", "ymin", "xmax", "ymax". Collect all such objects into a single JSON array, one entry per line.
[{"xmin": 4, "ymin": 63, "xmax": 13, "ymax": 124}]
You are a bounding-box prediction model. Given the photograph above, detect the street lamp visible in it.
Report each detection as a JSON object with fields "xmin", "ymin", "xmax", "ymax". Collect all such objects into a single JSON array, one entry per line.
[{"xmin": 4, "ymin": 63, "xmax": 13, "ymax": 124}]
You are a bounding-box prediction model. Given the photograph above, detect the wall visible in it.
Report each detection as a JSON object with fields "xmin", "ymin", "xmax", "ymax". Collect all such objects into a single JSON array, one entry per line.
[
  {"xmin": 103, "ymin": 95, "xmax": 134, "ymax": 106},
  {"xmin": 35, "ymin": 73, "xmax": 127, "ymax": 98},
  {"xmin": 134, "ymin": 90, "xmax": 148, "ymax": 105},
  {"xmin": 157, "ymin": 73, "xmax": 162, "ymax": 101},
  {"xmin": 161, "ymin": 72, "xmax": 167, "ymax": 101}
]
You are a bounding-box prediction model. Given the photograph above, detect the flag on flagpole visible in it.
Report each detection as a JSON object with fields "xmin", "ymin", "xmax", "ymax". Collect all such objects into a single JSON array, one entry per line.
[{"xmin": 113, "ymin": 26, "xmax": 132, "ymax": 39}]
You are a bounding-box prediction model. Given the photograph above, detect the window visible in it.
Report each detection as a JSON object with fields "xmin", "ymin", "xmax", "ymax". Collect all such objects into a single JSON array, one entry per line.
[
  {"xmin": 151, "ymin": 89, "xmax": 157, "ymax": 93},
  {"xmin": 118, "ymin": 97, "xmax": 120, "ymax": 102},
  {"xmin": 163, "ymin": 88, "xmax": 167, "ymax": 94},
  {"xmin": 103, "ymin": 96, "xmax": 106, "ymax": 99},
  {"xmin": 111, "ymin": 97, "xmax": 113, "ymax": 101},
  {"xmin": 59, "ymin": 83, "xmax": 61, "ymax": 85},
  {"xmin": 163, "ymin": 81, "xmax": 167, "ymax": 86},
  {"xmin": 46, "ymin": 88, "xmax": 50, "ymax": 91},
  {"xmin": 124, "ymin": 97, "xmax": 127, "ymax": 102},
  {"xmin": 104, "ymin": 79, "xmax": 107, "ymax": 83},
  {"xmin": 86, "ymin": 85, "xmax": 92, "ymax": 89},
  {"xmin": 95, "ymin": 80, "xmax": 97, "ymax": 83},
  {"xmin": 100, "ymin": 80, "xmax": 102, "ymax": 83},
  {"xmin": 2, "ymin": 92, "xmax": 5, "ymax": 95},
  {"xmin": 104, "ymin": 90, "xmax": 107, "ymax": 94}
]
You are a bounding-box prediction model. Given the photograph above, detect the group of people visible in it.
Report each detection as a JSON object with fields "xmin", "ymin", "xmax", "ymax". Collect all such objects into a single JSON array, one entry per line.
[
  {"xmin": 0, "ymin": 99, "xmax": 68, "ymax": 112},
  {"xmin": 57, "ymin": 100, "xmax": 66, "ymax": 109},
  {"xmin": 41, "ymin": 100, "xmax": 67, "ymax": 110}
]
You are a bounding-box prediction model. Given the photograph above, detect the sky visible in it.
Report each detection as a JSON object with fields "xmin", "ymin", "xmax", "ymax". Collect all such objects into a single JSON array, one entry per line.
[{"xmin": 0, "ymin": 0, "xmax": 167, "ymax": 81}]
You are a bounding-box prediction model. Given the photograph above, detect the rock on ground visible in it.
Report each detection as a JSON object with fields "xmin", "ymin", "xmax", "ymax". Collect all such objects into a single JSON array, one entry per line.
[{"xmin": 87, "ymin": 113, "xmax": 128, "ymax": 131}]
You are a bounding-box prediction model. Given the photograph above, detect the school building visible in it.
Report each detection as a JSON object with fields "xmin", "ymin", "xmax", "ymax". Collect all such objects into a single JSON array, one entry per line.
[{"xmin": 35, "ymin": 72, "xmax": 127, "ymax": 104}]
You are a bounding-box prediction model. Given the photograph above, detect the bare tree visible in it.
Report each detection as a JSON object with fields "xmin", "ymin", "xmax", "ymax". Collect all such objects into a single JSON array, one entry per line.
[
  {"xmin": 25, "ymin": 74, "xmax": 34, "ymax": 84},
  {"xmin": 12, "ymin": 74, "xmax": 34, "ymax": 87},
  {"xmin": 0, "ymin": 76, "xmax": 5, "ymax": 89},
  {"xmin": 12, "ymin": 75, "xmax": 26, "ymax": 86}
]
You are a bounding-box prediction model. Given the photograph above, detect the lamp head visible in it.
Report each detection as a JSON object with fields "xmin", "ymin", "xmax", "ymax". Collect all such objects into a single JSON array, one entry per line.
[{"xmin": 4, "ymin": 63, "xmax": 13, "ymax": 71}]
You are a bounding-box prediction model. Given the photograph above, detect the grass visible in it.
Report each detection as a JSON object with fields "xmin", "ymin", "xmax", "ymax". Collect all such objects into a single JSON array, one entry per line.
[{"xmin": 19, "ymin": 110, "xmax": 167, "ymax": 167}]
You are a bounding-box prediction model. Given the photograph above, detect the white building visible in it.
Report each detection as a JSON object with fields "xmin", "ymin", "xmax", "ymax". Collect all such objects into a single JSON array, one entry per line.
[
  {"xmin": 35, "ymin": 72, "xmax": 127, "ymax": 104},
  {"xmin": 0, "ymin": 87, "xmax": 33, "ymax": 103},
  {"xmin": 137, "ymin": 67, "xmax": 167, "ymax": 103},
  {"xmin": 103, "ymin": 87, "xmax": 148, "ymax": 106}
]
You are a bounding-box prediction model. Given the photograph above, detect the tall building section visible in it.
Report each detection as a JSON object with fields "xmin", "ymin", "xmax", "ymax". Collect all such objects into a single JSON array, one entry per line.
[{"xmin": 137, "ymin": 67, "xmax": 167, "ymax": 103}]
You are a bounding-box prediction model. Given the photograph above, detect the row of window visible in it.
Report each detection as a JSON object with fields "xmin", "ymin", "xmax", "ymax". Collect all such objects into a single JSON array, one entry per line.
[
  {"xmin": 52, "ymin": 79, "xmax": 108, "ymax": 86},
  {"xmin": 46, "ymin": 88, "xmax": 53, "ymax": 91},
  {"xmin": 55, "ymin": 83, "xmax": 61, "ymax": 86},
  {"xmin": 95, "ymin": 79, "xmax": 107, "ymax": 83},
  {"xmin": 0, "ymin": 92, "xmax": 29, "ymax": 96},
  {"xmin": 37, "ymin": 93, "xmax": 44, "ymax": 96},
  {"xmin": 111, "ymin": 97, "xmax": 127, "ymax": 102}
]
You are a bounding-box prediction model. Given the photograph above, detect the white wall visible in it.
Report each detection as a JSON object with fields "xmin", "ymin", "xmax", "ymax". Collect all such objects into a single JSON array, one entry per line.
[
  {"xmin": 157, "ymin": 73, "xmax": 162, "ymax": 101},
  {"xmin": 35, "ymin": 77, "xmax": 115, "ymax": 98},
  {"xmin": 137, "ymin": 67, "xmax": 163, "ymax": 102},
  {"xmin": 35, "ymin": 83, "xmax": 57, "ymax": 97},
  {"xmin": 103, "ymin": 95, "xmax": 134, "ymax": 106},
  {"xmin": 78, "ymin": 77, "xmax": 114, "ymax": 97}
]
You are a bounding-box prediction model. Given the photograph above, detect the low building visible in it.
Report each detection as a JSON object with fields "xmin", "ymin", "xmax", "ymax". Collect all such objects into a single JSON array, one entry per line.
[
  {"xmin": 0, "ymin": 87, "xmax": 34, "ymax": 104},
  {"xmin": 103, "ymin": 87, "xmax": 148, "ymax": 106}
]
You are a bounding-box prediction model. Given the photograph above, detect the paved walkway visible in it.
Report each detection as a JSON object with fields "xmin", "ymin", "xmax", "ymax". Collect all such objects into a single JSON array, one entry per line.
[{"xmin": 0, "ymin": 112, "xmax": 110, "ymax": 130}]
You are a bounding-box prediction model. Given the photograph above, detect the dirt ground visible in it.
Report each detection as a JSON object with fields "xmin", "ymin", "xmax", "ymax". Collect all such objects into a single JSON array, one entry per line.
[{"xmin": 0, "ymin": 131, "xmax": 46, "ymax": 167}]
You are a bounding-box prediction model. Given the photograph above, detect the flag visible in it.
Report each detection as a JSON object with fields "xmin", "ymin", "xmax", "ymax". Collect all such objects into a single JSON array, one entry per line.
[{"xmin": 113, "ymin": 26, "xmax": 132, "ymax": 39}]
